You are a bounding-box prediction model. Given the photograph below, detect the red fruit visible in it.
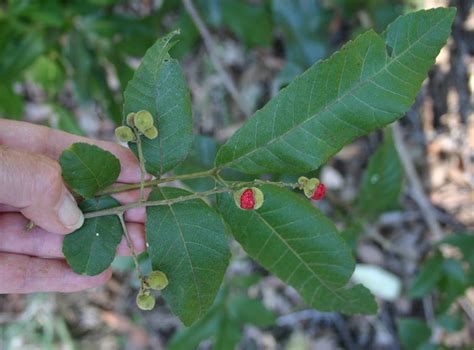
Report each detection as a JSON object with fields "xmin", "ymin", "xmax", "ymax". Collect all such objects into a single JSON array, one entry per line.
[
  {"xmin": 240, "ymin": 189, "xmax": 256, "ymax": 209},
  {"xmin": 311, "ymin": 183, "xmax": 326, "ymax": 200}
]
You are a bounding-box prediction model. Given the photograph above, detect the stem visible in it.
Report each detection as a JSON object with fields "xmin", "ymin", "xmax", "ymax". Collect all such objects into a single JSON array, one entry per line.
[
  {"xmin": 134, "ymin": 130, "xmax": 146, "ymax": 202},
  {"xmin": 87, "ymin": 179, "xmax": 298, "ymax": 219},
  {"xmin": 96, "ymin": 168, "xmax": 218, "ymax": 196},
  {"xmin": 118, "ymin": 213, "xmax": 143, "ymax": 280},
  {"xmin": 86, "ymin": 187, "xmax": 233, "ymax": 219}
]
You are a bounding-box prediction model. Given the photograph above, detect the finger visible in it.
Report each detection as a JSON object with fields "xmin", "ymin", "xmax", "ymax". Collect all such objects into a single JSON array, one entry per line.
[
  {"xmin": 0, "ymin": 148, "xmax": 84, "ymax": 234},
  {"xmin": 0, "ymin": 213, "xmax": 146, "ymax": 258},
  {"xmin": 116, "ymin": 223, "xmax": 147, "ymax": 256},
  {"xmin": 0, "ymin": 204, "xmax": 18, "ymax": 212},
  {"xmin": 0, "ymin": 119, "xmax": 147, "ymax": 183},
  {"xmin": 112, "ymin": 189, "xmax": 148, "ymax": 224},
  {"xmin": 0, "ymin": 253, "xmax": 111, "ymax": 293}
]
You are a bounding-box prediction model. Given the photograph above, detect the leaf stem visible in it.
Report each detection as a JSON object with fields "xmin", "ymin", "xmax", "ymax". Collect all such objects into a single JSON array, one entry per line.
[
  {"xmin": 87, "ymin": 179, "xmax": 299, "ymax": 219},
  {"xmin": 134, "ymin": 130, "xmax": 146, "ymax": 202},
  {"xmin": 118, "ymin": 213, "xmax": 144, "ymax": 280},
  {"xmin": 96, "ymin": 168, "xmax": 218, "ymax": 196}
]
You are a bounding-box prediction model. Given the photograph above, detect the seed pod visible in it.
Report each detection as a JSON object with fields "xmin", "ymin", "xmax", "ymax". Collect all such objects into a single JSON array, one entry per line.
[
  {"xmin": 143, "ymin": 126, "xmax": 159, "ymax": 140},
  {"xmin": 134, "ymin": 110, "xmax": 154, "ymax": 133},
  {"xmin": 115, "ymin": 126, "xmax": 136, "ymax": 142},
  {"xmin": 311, "ymin": 183, "xmax": 326, "ymax": 201},
  {"xmin": 126, "ymin": 112, "xmax": 136, "ymax": 126},
  {"xmin": 147, "ymin": 270, "xmax": 169, "ymax": 290},
  {"xmin": 136, "ymin": 291, "xmax": 155, "ymax": 311},
  {"xmin": 233, "ymin": 187, "xmax": 264, "ymax": 210}
]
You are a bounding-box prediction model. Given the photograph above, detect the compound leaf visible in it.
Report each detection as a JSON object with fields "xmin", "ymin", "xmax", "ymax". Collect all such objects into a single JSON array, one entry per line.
[
  {"xmin": 218, "ymin": 185, "xmax": 377, "ymax": 314},
  {"xmin": 63, "ymin": 196, "xmax": 122, "ymax": 276},
  {"xmin": 215, "ymin": 8, "xmax": 455, "ymax": 174},
  {"xmin": 60, "ymin": 143, "xmax": 120, "ymax": 198},
  {"xmin": 124, "ymin": 30, "xmax": 193, "ymax": 176},
  {"xmin": 146, "ymin": 187, "xmax": 230, "ymax": 326}
]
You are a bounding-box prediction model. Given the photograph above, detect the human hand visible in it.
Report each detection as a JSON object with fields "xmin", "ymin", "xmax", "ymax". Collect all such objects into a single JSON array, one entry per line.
[{"xmin": 0, "ymin": 119, "xmax": 148, "ymax": 293}]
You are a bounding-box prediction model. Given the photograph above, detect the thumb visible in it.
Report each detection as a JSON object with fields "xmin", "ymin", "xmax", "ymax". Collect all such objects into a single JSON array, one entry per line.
[{"xmin": 0, "ymin": 147, "xmax": 84, "ymax": 234}]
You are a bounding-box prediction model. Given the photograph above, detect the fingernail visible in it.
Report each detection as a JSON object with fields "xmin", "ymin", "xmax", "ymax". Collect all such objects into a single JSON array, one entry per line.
[{"xmin": 58, "ymin": 193, "xmax": 84, "ymax": 230}]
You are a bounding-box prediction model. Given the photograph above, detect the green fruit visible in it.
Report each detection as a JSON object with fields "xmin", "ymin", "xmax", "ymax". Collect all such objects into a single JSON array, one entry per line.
[
  {"xmin": 134, "ymin": 110, "xmax": 154, "ymax": 132},
  {"xmin": 115, "ymin": 126, "xmax": 136, "ymax": 142},
  {"xmin": 126, "ymin": 112, "xmax": 136, "ymax": 126},
  {"xmin": 143, "ymin": 126, "xmax": 158, "ymax": 140},
  {"xmin": 147, "ymin": 270, "xmax": 169, "ymax": 290},
  {"xmin": 136, "ymin": 292, "xmax": 155, "ymax": 311}
]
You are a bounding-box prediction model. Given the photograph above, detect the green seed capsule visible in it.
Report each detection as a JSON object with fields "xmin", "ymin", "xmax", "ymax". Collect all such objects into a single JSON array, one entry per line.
[
  {"xmin": 147, "ymin": 270, "xmax": 169, "ymax": 290},
  {"xmin": 136, "ymin": 292, "xmax": 155, "ymax": 311},
  {"xmin": 134, "ymin": 110, "xmax": 154, "ymax": 133},
  {"xmin": 143, "ymin": 126, "xmax": 158, "ymax": 140},
  {"xmin": 115, "ymin": 126, "xmax": 136, "ymax": 142},
  {"xmin": 126, "ymin": 112, "xmax": 136, "ymax": 126}
]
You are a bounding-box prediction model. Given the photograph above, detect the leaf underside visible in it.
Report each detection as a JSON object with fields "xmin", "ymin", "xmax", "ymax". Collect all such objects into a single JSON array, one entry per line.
[
  {"xmin": 63, "ymin": 196, "xmax": 122, "ymax": 276},
  {"xmin": 146, "ymin": 187, "xmax": 230, "ymax": 326},
  {"xmin": 59, "ymin": 142, "xmax": 120, "ymax": 199},
  {"xmin": 216, "ymin": 8, "xmax": 455, "ymax": 174},
  {"xmin": 124, "ymin": 30, "xmax": 193, "ymax": 176},
  {"xmin": 218, "ymin": 185, "xmax": 377, "ymax": 314}
]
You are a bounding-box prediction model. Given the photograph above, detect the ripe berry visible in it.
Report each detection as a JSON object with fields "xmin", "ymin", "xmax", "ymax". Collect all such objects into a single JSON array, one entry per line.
[
  {"xmin": 147, "ymin": 270, "xmax": 168, "ymax": 290},
  {"xmin": 233, "ymin": 187, "xmax": 264, "ymax": 210},
  {"xmin": 136, "ymin": 292, "xmax": 155, "ymax": 311},
  {"xmin": 311, "ymin": 183, "xmax": 326, "ymax": 200}
]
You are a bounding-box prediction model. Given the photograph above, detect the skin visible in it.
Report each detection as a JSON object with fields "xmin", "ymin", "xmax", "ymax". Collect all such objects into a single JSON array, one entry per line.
[{"xmin": 0, "ymin": 119, "xmax": 148, "ymax": 293}]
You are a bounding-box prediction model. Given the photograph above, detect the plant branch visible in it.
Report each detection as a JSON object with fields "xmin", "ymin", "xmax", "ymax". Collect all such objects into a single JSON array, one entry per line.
[
  {"xmin": 391, "ymin": 122, "xmax": 444, "ymax": 241},
  {"xmin": 96, "ymin": 168, "xmax": 218, "ymax": 196},
  {"xmin": 118, "ymin": 213, "xmax": 143, "ymax": 280},
  {"xmin": 88, "ymin": 179, "xmax": 298, "ymax": 218},
  {"xmin": 134, "ymin": 130, "xmax": 146, "ymax": 202},
  {"xmin": 182, "ymin": 0, "xmax": 250, "ymax": 117}
]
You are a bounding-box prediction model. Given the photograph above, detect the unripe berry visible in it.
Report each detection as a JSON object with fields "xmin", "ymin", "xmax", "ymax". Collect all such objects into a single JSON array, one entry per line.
[
  {"xmin": 115, "ymin": 126, "xmax": 136, "ymax": 142},
  {"xmin": 233, "ymin": 187, "xmax": 264, "ymax": 210},
  {"xmin": 143, "ymin": 126, "xmax": 159, "ymax": 140},
  {"xmin": 134, "ymin": 110, "xmax": 154, "ymax": 133},
  {"xmin": 147, "ymin": 270, "xmax": 169, "ymax": 290},
  {"xmin": 136, "ymin": 292, "xmax": 155, "ymax": 311},
  {"xmin": 126, "ymin": 112, "xmax": 136, "ymax": 126}
]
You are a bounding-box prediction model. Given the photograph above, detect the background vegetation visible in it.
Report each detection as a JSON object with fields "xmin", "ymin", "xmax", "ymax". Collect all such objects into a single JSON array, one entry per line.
[{"xmin": 0, "ymin": 0, "xmax": 472, "ymax": 349}]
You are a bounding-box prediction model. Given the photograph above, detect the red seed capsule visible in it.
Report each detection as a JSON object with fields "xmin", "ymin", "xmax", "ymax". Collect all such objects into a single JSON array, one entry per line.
[
  {"xmin": 311, "ymin": 183, "xmax": 326, "ymax": 200},
  {"xmin": 233, "ymin": 187, "xmax": 264, "ymax": 210}
]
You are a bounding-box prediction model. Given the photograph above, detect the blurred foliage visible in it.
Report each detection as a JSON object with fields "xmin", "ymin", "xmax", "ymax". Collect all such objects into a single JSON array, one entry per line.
[
  {"xmin": 167, "ymin": 274, "xmax": 275, "ymax": 350},
  {"xmin": 0, "ymin": 0, "xmax": 410, "ymax": 129}
]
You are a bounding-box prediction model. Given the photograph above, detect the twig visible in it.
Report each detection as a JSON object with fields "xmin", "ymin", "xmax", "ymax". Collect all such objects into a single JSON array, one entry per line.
[
  {"xmin": 391, "ymin": 122, "xmax": 444, "ymax": 241},
  {"xmin": 118, "ymin": 213, "xmax": 143, "ymax": 280},
  {"xmin": 182, "ymin": 0, "xmax": 250, "ymax": 117},
  {"xmin": 133, "ymin": 129, "xmax": 146, "ymax": 202},
  {"xmin": 96, "ymin": 168, "xmax": 217, "ymax": 196}
]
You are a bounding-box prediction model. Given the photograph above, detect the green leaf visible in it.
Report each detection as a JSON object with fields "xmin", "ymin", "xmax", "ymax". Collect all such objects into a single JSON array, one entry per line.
[
  {"xmin": 356, "ymin": 129, "xmax": 403, "ymax": 217},
  {"xmin": 228, "ymin": 295, "xmax": 275, "ymax": 327},
  {"xmin": 214, "ymin": 317, "xmax": 241, "ymax": 350},
  {"xmin": 26, "ymin": 55, "xmax": 64, "ymax": 97},
  {"xmin": 0, "ymin": 84, "xmax": 23, "ymax": 119},
  {"xmin": 146, "ymin": 187, "xmax": 230, "ymax": 325},
  {"xmin": 59, "ymin": 143, "xmax": 120, "ymax": 199},
  {"xmin": 0, "ymin": 24, "xmax": 44, "ymax": 82},
  {"xmin": 409, "ymin": 251, "xmax": 443, "ymax": 298},
  {"xmin": 272, "ymin": 0, "xmax": 329, "ymax": 68},
  {"xmin": 124, "ymin": 30, "xmax": 193, "ymax": 176},
  {"xmin": 218, "ymin": 185, "xmax": 377, "ymax": 314},
  {"xmin": 398, "ymin": 318, "xmax": 432, "ymax": 350},
  {"xmin": 216, "ymin": 8, "xmax": 455, "ymax": 174},
  {"xmin": 63, "ymin": 196, "xmax": 122, "ymax": 276},
  {"xmin": 50, "ymin": 105, "xmax": 85, "ymax": 136}
]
